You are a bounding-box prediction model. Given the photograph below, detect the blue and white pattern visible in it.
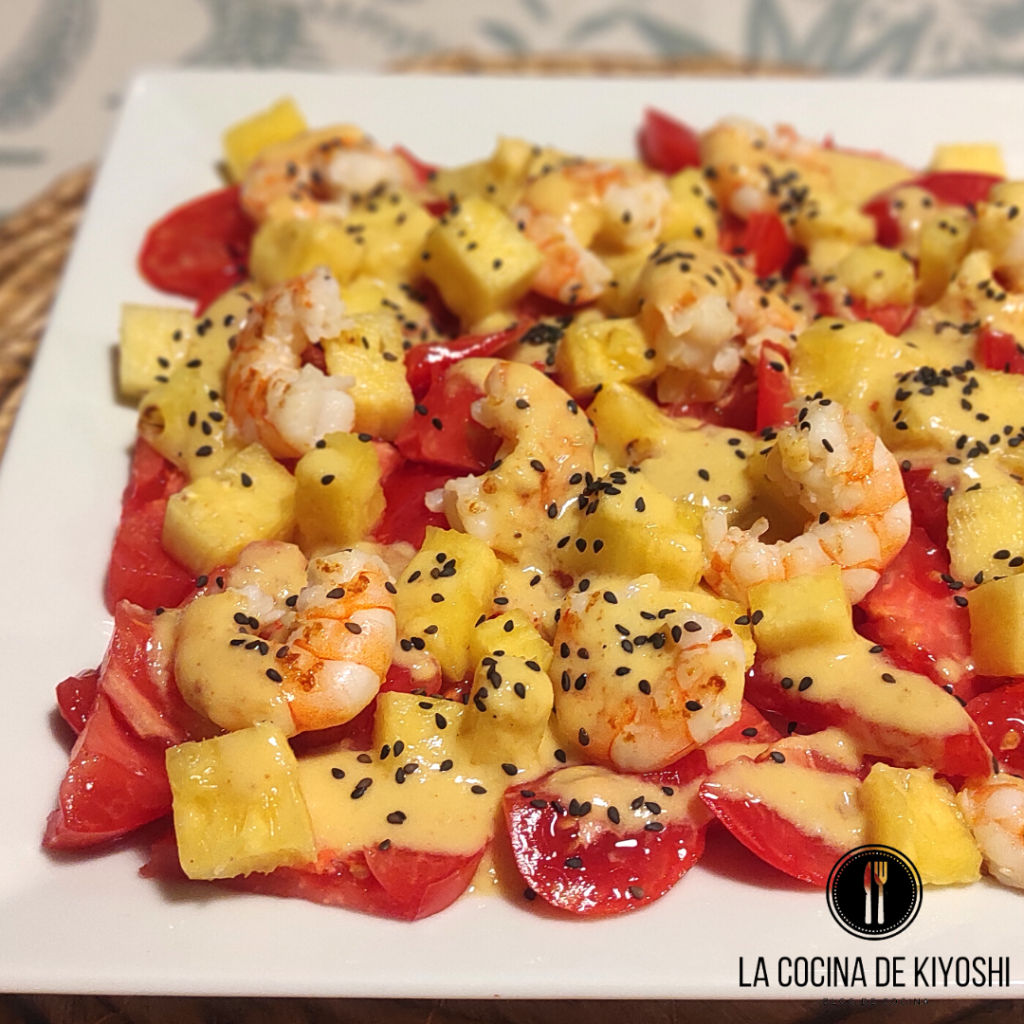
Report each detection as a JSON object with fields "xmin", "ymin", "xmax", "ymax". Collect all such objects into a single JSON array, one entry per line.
[{"xmin": 2, "ymin": 0, "xmax": 1024, "ymax": 210}]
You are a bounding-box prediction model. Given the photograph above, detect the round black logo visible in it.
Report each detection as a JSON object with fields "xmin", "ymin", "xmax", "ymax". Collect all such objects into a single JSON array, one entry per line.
[{"xmin": 827, "ymin": 845, "xmax": 922, "ymax": 940}]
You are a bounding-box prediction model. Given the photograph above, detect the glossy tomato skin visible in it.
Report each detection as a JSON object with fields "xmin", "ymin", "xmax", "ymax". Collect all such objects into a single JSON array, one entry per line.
[
  {"xmin": 978, "ymin": 327, "xmax": 1024, "ymax": 375},
  {"xmin": 373, "ymin": 462, "xmax": 451, "ymax": 549},
  {"xmin": 848, "ymin": 298, "xmax": 915, "ymax": 337},
  {"xmin": 142, "ymin": 832, "xmax": 483, "ymax": 921},
  {"xmin": 44, "ymin": 694, "xmax": 172, "ymax": 850},
  {"xmin": 55, "ymin": 669, "xmax": 100, "ymax": 735},
  {"xmin": 138, "ymin": 185, "xmax": 254, "ymax": 311},
  {"xmin": 637, "ymin": 108, "xmax": 701, "ymax": 174},
  {"xmin": 755, "ymin": 342, "xmax": 796, "ymax": 433},
  {"xmin": 404, "ymin": 326, "xmax": 517, "ymax": 398},
  {"xmin": 968, "ymin": 681, "xmax": 1024, "ymax": 776},
  {"xmin": 503, "ymin": 773, "xmax": 707, "ymax": 916}
]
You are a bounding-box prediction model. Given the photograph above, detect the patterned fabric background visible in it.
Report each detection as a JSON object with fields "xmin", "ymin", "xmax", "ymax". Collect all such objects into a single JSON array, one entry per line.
[{"xmin": 1, "ymin": 0, "xmax": 1023, "ymax": 210}]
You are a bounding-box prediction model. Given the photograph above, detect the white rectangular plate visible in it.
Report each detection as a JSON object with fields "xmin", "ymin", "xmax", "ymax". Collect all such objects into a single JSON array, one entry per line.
[{"xmin": 2, "ymin": 71, "xmax": 1024, "ymax": 999}]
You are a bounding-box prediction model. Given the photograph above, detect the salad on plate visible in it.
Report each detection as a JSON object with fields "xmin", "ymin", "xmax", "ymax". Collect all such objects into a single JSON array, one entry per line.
[{"xmin": 43, "ymin": 96, "xmax": 1024, "ymax": 920}]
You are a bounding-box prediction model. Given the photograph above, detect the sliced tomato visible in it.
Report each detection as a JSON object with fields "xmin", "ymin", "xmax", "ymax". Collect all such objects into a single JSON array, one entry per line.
[
  {"xmin": 99, "ymin": 601, "xmax": 213, "ymax": 746},
  {"xmin": 729, "ymin": 212, "xmax": 794, "ymax": 279},
  {"xmin": 857, "ymin": 527, "xmax": 989, "ymax": 702},
  {"xmin": 901, "ymin": 468, "xmax": 949, "ymax": 551},
  {"xmin": 373, "ymin": 461, "xmax": 451, "ymax": 549},
  {"xmin": 393, "ymin": 144, "xmax": 437, "ymax": 186},
  {"xmin": 138, "ymin": 186, "xmax": 254, "ymax": 311},
  {"xmin": 968, "ymin": 681, "xmax": 1024, "ymax": 776},
  {"xmin": 503, "ymin": 768, "xmax": 707, "ymax": 916},
  {"xmin": 141, "ymin": 834, "xmax": 482, "ymax": 921},
  {"xmin": 756, "ymin": 342, "xmax": 796, "ymax": 432},
  {"xmin": 700, "ymin": 757, "xmax": 855, "ymax": 887},
  {"xmin": 979, "ymin": 327, "xmax": 1024, "ymax": 374},
  {"xmin": 44, "ymin": 694, "xmax": 172, "ymax": 850},
  {"xmin": 848, "ymin": 298, "xmax": 915, "ymax": 337},
  {"xmin": 121, "ymin": 439, "xmax": 185, "ymax": 511},
  {"xmin": 637, "ymin": 107, "xmax": 702, "ymax": 174},
  {"xmin": 55, "ymin": 669, "xmax": 100, "ymax": 735},
  {"xmin": 394, "ymin": 368, "xmax": 499, "ymax": 473},
  {"xmin": 668, "ymin": 358, "xmax": 758, "ymax": 431},
  {"xmin": 404, "ymin": 326, "xmax": 518, "ymax": 399},
  {"xmin": 914, "ymin": 171, "xmax": 1002, "ymax": 207},
  {"xmin": 862, "ymin": 193, "xmax": 903, "ymax": 249}
]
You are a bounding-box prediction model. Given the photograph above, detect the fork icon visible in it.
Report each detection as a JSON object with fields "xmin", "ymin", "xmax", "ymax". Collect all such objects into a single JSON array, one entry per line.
[{"xmin": 874, "ymin": 860, "xmax": 888, "ymax": 925}]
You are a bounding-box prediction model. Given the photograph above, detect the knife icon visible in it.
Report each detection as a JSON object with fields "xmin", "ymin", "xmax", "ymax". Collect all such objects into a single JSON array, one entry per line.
[{"xmin": 863, "ymin": 861, "xmax": 873, "ymax": 924}]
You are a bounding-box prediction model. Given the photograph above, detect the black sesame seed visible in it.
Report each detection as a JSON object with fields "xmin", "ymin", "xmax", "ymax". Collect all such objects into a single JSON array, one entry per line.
[
  {"xmin": 471, "ymin": 784, "xmax": 487, "ymax": 794},
  {"xmin": 638, "ymin": 679, "xmax": 652, "ymax": 695},
  {"xmin": 780, "ymin": 677, "xmax": 794, "ymax": 689},
  {"xmin": 741, "ymin": 727, "xmax": 758, "ymax": 737},
  {"xmin": 750, "ymin": 610, "xmax": 764, "ymax": 625},
  {"xmin": 954, "ymin": 595, "xmax": 969, "ymax": 607},
  {"xmin": 431, "ymin": 593, "xmax": 444, "ymax": 603},
  {"xmin": 266, "ymin": 668, "xmax": 283, "ymax": 683},
  {"xmin": 578, "ymin": 728, "xmax": 590, "ymax": 746},
  {"xmin": 439, "ymin": 759, "xmax": 453, "ymax": 772},
  {"xmin": 881, "ymin": 672, "xmax": 896, "ymax": 683},
  {"xmin": 685, "ymin": 700, "xmax": 702, "ymax": 711},
  {"xmin": 386, "ymin": 811, "xmax": 406, "ymax": 825},
  {"xmin": 554, "ymin": 749, "xmax": 567, "ymax": 763},
  {"xmin": 644, "ymin": 821, "xmax": 664, "ymax": 832},
  {"xmin": 769, "ymin": 751, "xmax": 786, "ymax": 764},
  {"xmin": 357, "ymin": 754, "xmax": 373, "ymax": 764},
  {"xmin": 603, "ymin": 591, "xmax": 618, "ymax": 604}
]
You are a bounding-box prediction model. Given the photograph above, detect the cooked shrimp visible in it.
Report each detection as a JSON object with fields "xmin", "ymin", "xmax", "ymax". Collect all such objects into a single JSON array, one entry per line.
[
  {"xmin": 241, "ymin": 125, "xmax": 415, "ymax": 223},
  {"xmin": 175, "ymin": 546, "xmax": 395, "ymax": 736},
  {"xmin": 959, "ymin": 775, "xmax": 1024, "ymax": 889},
  {"xmin": 443, "ymin": 360, "xmax": 596, "ymax": 562},
  {"xmin": 636, "ymin": 242, "xmax": 806, "ymax": 403},
  {"xmin": 551, "ymin": 574, "xmax": 747, "ymax": 772},
  {"xmin": 704, "ymin": 397, "xmax": 911, "ymax": 605},
  {"xmin": 225, "ymin": 268, "xmax": 355, "ymax": 458}
]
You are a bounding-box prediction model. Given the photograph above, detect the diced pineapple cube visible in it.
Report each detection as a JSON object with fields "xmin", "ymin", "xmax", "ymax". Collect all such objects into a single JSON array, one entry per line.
[
  {"xmin": 916, "ymin": 209, "xmax": 972, "ymax": 306},
  {"xmin": 948, "ymin": 485, "xmax": 1024, "ymax": 586},
  {"xmin": 421, "ymin": 196, "xmax": 543, "ymax": 327},
  {"xmin": 790, "ymin": 194, "xmax": 875, "ymax": 249},
  {"xmin": 835, "ymin": 244, "xmax": 915, "ymax": 307},
  {"xmin": 970, "ymin": 574, "xmax": 1024, "ymax": 674},
  {"xmin": 394, "ymin": 527, "xmax": 502, "ymax": 681},
  {"xmin": 459, "ymin": 654, "xmax": 553, "ymax": 766},
  {"xmin": 322, "ymin": 314, "xmax": 414, "ymax": 440},
  {"xmin": 353, "ymin": 191, "xmax": 435, "ymax": 281},
  {"xmin": 222, "ymin": 97, "xmax": 308, "ymax": 183},
  {"xmin": 861, "ymin": 763, "xmax": 981, "ymax": 885},
  {"xmin": 558, "ymin": 467, "xmax": 704, "ymax": 589},
  {"xmin": 974, "ymin": 182, "xmax": 1024, "ymax": 266},
  {"xmin": 598, "ymin": 245, "xmax": 655, "ymax": 318},
  {"xmin": 166, "ymin": 722, "xmax": 315, "ymax": 880},
  {"xmin": 119, "ymin": 304, "xmax": 195, "ymax": 399},
  {"xmin": 469, "ymin": 610, "xmax": 553, "ymax": 672},
  {"xmin": 249, "ymin": 218, "xmax": 363, "ymax": 288},
  {"xmin": 929, "ymin": 143, "xmax": 1006, "ymax": 176},
  {"xmin": 586, "ymin": 381, "xmax": 672, "ymax": 466},
  {"xmin": 294, "ymin": 431, "xmax": 384, "ymax": 552},
  {"xmin": 137, "ymin": 367, "xmax": 238, "ymax": 479},
  {"xmin": 660, "ymin": 168, "xmax": 719, "ymax": 246},
  {"xmin": 749, "ymin": 565, "xmax": 855, "ymax": 655},
  {"xmin": 188, "ymin": 287, "xmax": 256, "ymax": 388},
  {"xmin": 791, "ymin": 318, "xmax": 917, "ymax": 430},
  {"xmin": 554, "ymin": 317, "xmax": 659, "ymax": 397},
  {"xmin": 163, "ymin": 444, "xmax": 296, "ymax": 573},
  {"xmin": 372, "ymin": 690, "xmax": 465, "ymax": 768},
  {"xmin": 817, "ymin": 148, "xmax": 914, "ymax": 207}
]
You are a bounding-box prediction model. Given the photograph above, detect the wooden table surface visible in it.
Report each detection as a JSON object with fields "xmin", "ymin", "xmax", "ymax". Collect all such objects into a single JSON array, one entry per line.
[{"xmin": 1, "ymin": 62, "xmax": 1021, "ymax": 1024}]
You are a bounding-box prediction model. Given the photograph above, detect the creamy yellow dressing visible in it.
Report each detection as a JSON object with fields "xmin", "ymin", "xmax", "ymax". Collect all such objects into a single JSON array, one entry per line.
[{"xmin": 710, "ymin": 757, "xmax": 864, "ymax": 849}]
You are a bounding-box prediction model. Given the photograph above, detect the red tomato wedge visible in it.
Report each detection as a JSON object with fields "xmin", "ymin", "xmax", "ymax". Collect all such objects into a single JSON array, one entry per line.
[
  {"xmin": 968, "ymin": 681, "xmax": 1024, "ymax": 777},
  {"xmin": 44, "ymin": 694, "xmax": 172, "ymax": 850},
  {"xmin": 55, "ymin": 669, "xmax": 100, "ymax": 735},
  {"xmin": 637, "ymin": 107, "xmax": 701, "ymax": 174},
  {"xmin": 142, "ymin": 833, "xmax": 483, "ymax": 921},
  {"xmin": 404, "ymin": 326, "xmax": 517, "ymax": 399},
  {"xmin": 862, "ymin": 193, "xmax": 903, "ymax": 249},
  {"xmin": 667, "ymin": 358, "xmax": 758, "ymax": 431},
  {"xmin": 392, "ymin": 144, "xmax": 437, "ymax": 186},
  {"xmin": 755, "ymin": 342, "xmax": 796, "ymax": 432},
  {"xmin": 138, "ymin": 185, "xmax": 254, "ymax": 311},
  {"xmin": 914, "ymin": 171, "xmax": 1003, "ymax": 207},
  {"xmin": 979, "ymin": 326, "xmax": 1024, "ymax": 374},
  {"xmin": 373, "ymin": 461, "xmax": 451, "ymax": 549},
  {"xmin": 394, "ymin": 368, "xmax": 499, "ymax": 473},
  {"xmin": 849, "ymin": 298, "xmax": 916, "ymax": 337},
  {"xmin": 728, "ymin": 212, "xmax": 794, "ymax": 279},
  {"xmin": 901, "ymin": 468, "xmax": 950, "ymax": 551},
  {"xmin": 503, "ymin": 768, "xmax": 707, "ymax": 916}
]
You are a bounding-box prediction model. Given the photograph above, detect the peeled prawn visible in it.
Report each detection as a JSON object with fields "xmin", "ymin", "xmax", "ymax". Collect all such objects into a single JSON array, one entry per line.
[
  {"xmin": 225, "ymin": 268, "xmax": 355, "ymax": 458},
  {"xmin": 704, "ymin": 397, "xmax": 911, "ymax": 604},
  {"xmin": 959, "ymin": 775, "xmax": 1024, "ymax": 890}
]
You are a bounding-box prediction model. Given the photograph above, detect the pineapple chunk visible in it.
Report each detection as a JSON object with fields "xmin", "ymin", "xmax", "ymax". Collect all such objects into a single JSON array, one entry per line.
[
  {"xmin": 138, "ymin": 368, "xmax": 238, "ymax": 479},
  {"xmin": 421, "ymin": 196, "xmax": 543, "ymax": 327},
  {"xmin": 352, "ymin": 191, "xmax": 435, "ymax": 281},
  {"xmin": 222, "ymin": 97, "xmax": 308, "ymax": 183},
  {"xmin": 916, "ymin": 210, "xmax": 972, "ymax": 306},
  {"xmin": 947, "ymin": 485, "xmax": 1024, "ymax": 586},
  {"xmin": 660, "ymin": 168, "xmax": 719, "ymax": 247},
  {"xmin": 163, "ymin": 443, "xmax": 296, "ymax": 574},
  {"xmin": 929, "ymin": 143, "xmax": 1005, "ymax": 176},
  {"xmin": 459, "ymin": 654, "xmax": 553, "ymax": 766},
  {"xmin": 598, "ymin": 245, "xmax": 655, "ymax": 318},
  {"xmin": 469, "ymin": 609, "xmax": 552, "ymax": 672},
  {"xmin": 294, "ymin": 431, "xmax": 384, "ymax": 552},
  {"xmin": 749, "ymin": 565, "xmax": 856, "ymax": 655},
  {"xmin": 249, "ymin": 218, "xmax": 363, "ymax": 288},
  {"xmin": 322, "ymin": 313, "xmax": 414, "ymax": 440},
  {"xmin": 554, "ymin": 317, "xmax": 660, "ymax": 397},
  {"xmin": 119, "ymin": 305, "xmax": 194, "ymax": 399},
  {"xmin": 817, "ymin": 148, "xmax": 914, "ymax": 207},
  {"xmin": 970, "ymin": 574, "xmax": 1024, "ymax": 674},
  {"xmin": 394, "ymin": 527, "xmax": 502, "ymax": 681},
  {"xmin": 835, "ymin": 244, "xmax": 915, "ymax": 308},
  {"xmin": 586, "ymin": 381, "xmax": 671, "ymax": 466},
  {"xmin": 557, "ymin": 467, "xmax": 704, "ymax": 590},
  {"xmin": 790, "ymin": 193, "xmax": 875, "ymax": 249},
  {"xmin": 372, "ymin": 690, "xmax": 465, "ymax": 767},
  {"xmin": 166, "ymin": 722, "xmax": 315, "ymax": 880},
  {"xmin": 861, "ymin": 763, "xmax": 981, "ymax": 885}
]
